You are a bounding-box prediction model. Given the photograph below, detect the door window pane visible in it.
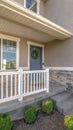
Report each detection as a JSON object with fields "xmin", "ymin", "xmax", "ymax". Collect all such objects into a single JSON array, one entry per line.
[{"xmin": 2, "ymin": 39, "xmax": 16, "ymax": 70}]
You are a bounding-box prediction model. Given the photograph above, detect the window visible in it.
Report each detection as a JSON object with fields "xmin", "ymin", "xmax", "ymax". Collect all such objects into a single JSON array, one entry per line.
[
  {"xmin": 2, "ymin": 39, "xmax": 16, "ymax": 69},
  {"xmin": 24, "ymin": 0, "xmax": 39, "ymax": 14},
  {"xmin": 0, "ymin": 35, "xmax": 19, "ymax": 70}
]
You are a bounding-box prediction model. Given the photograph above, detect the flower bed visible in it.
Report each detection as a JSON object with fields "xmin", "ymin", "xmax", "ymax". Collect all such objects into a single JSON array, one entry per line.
[{"xmin": 13, "ymin": 110, "xmax": 65, "ymax": 130}]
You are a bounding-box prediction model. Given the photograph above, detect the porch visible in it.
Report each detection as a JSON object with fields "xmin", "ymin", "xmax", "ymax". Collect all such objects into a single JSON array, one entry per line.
[
  {"xmin": 0, "ymin": 68, "xmax": 73, "ymax": 120},
  {"xmin": 0, "ymin": 68, "xmax": 67, "ymax": 104},
  {"xmin": 0, "ymin": 77, "xmax": 66, "ymax": 120}
]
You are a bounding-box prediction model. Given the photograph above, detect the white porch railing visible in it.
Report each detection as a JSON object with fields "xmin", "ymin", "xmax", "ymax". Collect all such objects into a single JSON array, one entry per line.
[{"xmin": 0, "ymin": 69, "xmax": 49, "ymax": 103}]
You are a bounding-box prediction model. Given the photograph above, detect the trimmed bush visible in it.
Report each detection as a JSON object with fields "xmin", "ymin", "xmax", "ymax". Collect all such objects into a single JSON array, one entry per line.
[
  {"xmin": 64, "ymin": 115, "xmax": 73, "ymax": 130},
  {"xmin": 41, "ymin": 99, "xmax": 53, "ymax": 114},
  {"xmin": 0, "ymin": 113, "xmax": 12, "ymax": 130},
  {"xmin": 24, "ymin": 106, "xmax": 37, "ymax": 123}
]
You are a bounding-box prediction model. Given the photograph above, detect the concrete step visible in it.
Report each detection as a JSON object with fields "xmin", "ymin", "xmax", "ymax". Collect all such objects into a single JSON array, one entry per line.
[
  {"xmin": 56, "ymin": 95, "xmax": 73, "ymax": 114},
  {"xmin": 51, "ymin": 91, "xmax": 72, "ymax": 104},
  {"xmin": 50, "ymin": 91, "xmax": 73, "ymax": 115}
]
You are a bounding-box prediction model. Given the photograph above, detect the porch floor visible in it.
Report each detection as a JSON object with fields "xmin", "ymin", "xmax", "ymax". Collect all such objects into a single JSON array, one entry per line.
[{"xmin": 0, "ymin": 81, "xmax": 66, "ymax": 106}]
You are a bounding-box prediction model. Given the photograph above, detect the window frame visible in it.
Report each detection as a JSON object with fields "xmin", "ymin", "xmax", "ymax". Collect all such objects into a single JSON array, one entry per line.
[
  {"xmin": 0, "ymin": 34, "xmax": 20, "ymax": 71},
  {"xmin": 24, "ymin": 0, "xmax": 40, "ymax": 14}
]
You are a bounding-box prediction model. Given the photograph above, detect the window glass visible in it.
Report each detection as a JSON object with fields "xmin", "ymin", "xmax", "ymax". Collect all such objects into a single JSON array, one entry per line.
[
  {"xmin": 26, "ymin": 0, "xmax": 37, "ymax": 13},
  {"xmin": 2, "ymin": 39, "xmax": 16, "ymax": 70}
]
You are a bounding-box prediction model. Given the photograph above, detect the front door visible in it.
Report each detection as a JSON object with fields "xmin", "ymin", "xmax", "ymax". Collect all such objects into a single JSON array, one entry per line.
[{"xmin": 30, "ymin": 45, "xmax": 42, "ymax": 70}]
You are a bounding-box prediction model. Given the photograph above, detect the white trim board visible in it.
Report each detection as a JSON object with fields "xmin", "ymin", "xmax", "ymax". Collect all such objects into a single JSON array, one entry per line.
[
  {"xmin": 47, "ymin": 67, "xmax": 73, "ymax": 71},
  {"xmin": 27, "ymin": 41, "xmax": 45, "ymax": 70},
  {"xmin": 0, "ymin": 34, "xmax": 20, "ymax": 42}
]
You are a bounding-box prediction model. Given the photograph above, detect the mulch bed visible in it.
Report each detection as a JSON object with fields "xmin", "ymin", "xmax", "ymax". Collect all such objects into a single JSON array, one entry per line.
[{"xmin": 12, "ymin": 110, "xmax": 65, "ymax": 130}]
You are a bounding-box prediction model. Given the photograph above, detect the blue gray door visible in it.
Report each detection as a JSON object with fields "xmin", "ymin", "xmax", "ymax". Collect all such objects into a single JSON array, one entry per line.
[{"xmin": 30, "ymin": 45, "xmax": 42, "ymax": 70}]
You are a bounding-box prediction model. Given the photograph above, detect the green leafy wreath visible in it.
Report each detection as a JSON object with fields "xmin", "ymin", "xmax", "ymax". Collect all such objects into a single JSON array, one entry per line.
[{"xmin": 31, "ymin": 50, "xmax": 39, "ymax": 60}]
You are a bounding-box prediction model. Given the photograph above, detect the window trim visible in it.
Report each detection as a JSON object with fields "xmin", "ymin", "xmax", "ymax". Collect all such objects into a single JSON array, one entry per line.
[
  {"xmin": 0, "ymin": 34, "xmax": 20, "ymax": 70},
  {"xmin": 24, "ymin": 0, "xmax": 40, "ymax": 14}
]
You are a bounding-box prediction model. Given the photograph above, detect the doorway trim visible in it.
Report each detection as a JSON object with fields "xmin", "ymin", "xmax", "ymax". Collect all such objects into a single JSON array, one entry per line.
[{"xmin": 27, "ymin": 41, "xmax": 45, "ymax": 70}]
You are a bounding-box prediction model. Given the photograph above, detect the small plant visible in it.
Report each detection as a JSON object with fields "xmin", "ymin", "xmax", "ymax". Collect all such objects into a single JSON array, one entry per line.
[
  {"xmin": 41, "ymin": 99, "xmax": 53, "ymax": 114},
  {"xmin": 0, "ymin": 113, "xmax": 12, "ymax": 130},
  {"xmin": 24, "ymin": 106, "xmax": 37, "ymax": 123},
  {"xmin": 64, "ymin": 115, "xmax": 73, "ymax": 130}
]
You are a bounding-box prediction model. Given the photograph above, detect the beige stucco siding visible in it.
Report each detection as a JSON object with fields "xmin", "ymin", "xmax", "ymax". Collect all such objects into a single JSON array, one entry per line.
[
  {"xmin": 42, "ymin": 0, "xmax": 73, "ymax": 33},
  {"xmin": 13, "ymin": 0, "xmax": 24, "ymax": 6},
  {"xmin": 39, "ymin": 0, "xmax": 45, "ymax": 16},
  {"xmin": 19, "ymin": 38, "xmax": 28, "ymax": 68},
  {"xmin": 45, "ymin": 38, "xmax": 73, "ymax": 67}
]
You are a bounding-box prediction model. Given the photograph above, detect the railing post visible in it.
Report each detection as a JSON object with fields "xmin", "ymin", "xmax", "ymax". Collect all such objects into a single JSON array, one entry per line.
[
  {"xmin": 18, "ymin": 69, "xmax": 23, "ymax": 101},
  {"xmin": 46, "ymin": 68, "xmax": 49, "ymax": 93}
]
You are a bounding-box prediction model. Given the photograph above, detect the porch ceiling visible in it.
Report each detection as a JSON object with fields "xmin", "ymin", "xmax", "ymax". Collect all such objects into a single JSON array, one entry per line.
[
  {"xmin": 0, "ymin": 17, "xmax": 55, "ymax": 43},
  {"xmin": 0, "ymin": 0, "xmax": 73, "ymax": 43}
]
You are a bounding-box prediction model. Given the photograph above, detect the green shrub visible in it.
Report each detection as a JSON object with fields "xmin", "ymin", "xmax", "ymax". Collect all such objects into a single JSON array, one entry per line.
[
  {"xmin": 24, "ymin": 106, "xmax": 37, "ymax": 123},
  {"xmin": 0, "ymin": 113, "xmax": 12, "ymax": 130},
  {"xmin": 64, "ymin": 115, "xmax": 73, "ymax": 130},
  {"xmin": 41, "ymin": 99, "xmax": 53, "ymax": 114}
]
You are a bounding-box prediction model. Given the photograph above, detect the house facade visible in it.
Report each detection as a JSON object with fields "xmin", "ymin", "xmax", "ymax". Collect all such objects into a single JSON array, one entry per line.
[
  {"xmin": 0, "ymin": 0, "xmax": 72, "ymax": 70},
  {"xmin": 0, "ymin": 0, "xmax": 73, "ymax": 105}
]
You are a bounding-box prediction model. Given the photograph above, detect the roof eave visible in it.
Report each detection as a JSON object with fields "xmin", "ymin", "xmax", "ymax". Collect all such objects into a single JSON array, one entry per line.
[{"xmin": 0, "ymin": 0, "xmax": 73, "ymax": 39}]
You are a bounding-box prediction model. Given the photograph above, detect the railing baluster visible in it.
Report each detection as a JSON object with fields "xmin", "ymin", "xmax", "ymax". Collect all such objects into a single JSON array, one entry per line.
[
  {"xmin": 6, "ymin": 75, "xmax": 8, "ymax": 98},
  {"xmin": 15, "ymin": 74, "xmax": 16, "ymax": 96},
  {"xmin": 44, "ymin": 71, "xmax": 45, "ymax": 89},
  {"xmin": 42, "ymin": 72, "xmax": 43, "ymax": 89},
  {"xmin": 36, "ymin": 73, "xmax": 38, "ymax": 91},
  {"xmin": 11, "ymin": 74, "xmax": 12, "ymax": 97},
  {"xmin": 24, "ymin": 73, "xmax": 25, "ymax": 93},
  {"xmin": 38, "ymin": 73, "xmax": 40, "ymax": 90},
  {"xmin": 1, "ymin": 75, "xmax": 3, "ymax": 99},
  {"xmin": 34, "ymin": 73, "xmax": 35, "ymax": 92},
  {"xmin": 27, "ymin": 73, "xmax": 29, "ymax": 93},
  {"xmin": 31, "ymin": 73, "xmax": 32, "ymax": 92}
]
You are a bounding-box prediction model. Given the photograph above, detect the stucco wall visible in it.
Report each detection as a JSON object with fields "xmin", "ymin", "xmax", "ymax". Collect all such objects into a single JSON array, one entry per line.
[
  {"xmin": 39, "ymin": 0, "xmax": 45, "ymax": 16},
  {"xmin": 45, "ymin": 38, "xmax": 73, "ymax": 67},
  {"xmin": 41, "ymin": 0, "xmax": 73, "ymax": 87},
  {"xmin": 45, "ymin": 37, "xmax": 73, "ymax": 87},
  {"xmin": 10, "ymin": 0, "xmax": 73, "ymax": 34},
  {"xmin": 13, "ymin": 0, "xmax": 24, "ymax": 6},
  {"xmin": 19, "ymin": 38, "xmax": 28, "ymax": 68},
  {"xmin": 42, "ymin": 0, "xmax": 73, "ymax": 33}
]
